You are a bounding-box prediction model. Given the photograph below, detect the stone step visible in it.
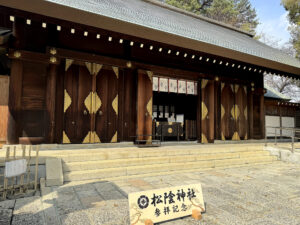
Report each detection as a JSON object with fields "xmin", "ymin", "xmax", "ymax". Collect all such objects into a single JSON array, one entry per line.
[
  {"xmin": 62, "ymin": 150, "xmax": 270, "ymax": 172},
  {"xmin": 63, "ymin": 155, "xmax": 277, "ymax": 182},
  {"xmin": 51, "ymin": 145, "xmax": 266, "ymax": 163}
]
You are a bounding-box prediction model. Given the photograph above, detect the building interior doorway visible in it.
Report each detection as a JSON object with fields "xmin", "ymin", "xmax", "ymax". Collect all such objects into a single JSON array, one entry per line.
[{"xmin": 152, "ymin": 77, "xmax": 197, "ymax": 141}]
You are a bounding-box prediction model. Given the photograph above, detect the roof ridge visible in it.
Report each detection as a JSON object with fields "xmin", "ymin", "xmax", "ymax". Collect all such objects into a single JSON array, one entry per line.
[
  {"xmin": 142, "ymin": 0, "xmax": 254, "ymax": 38},
  {"xmin": 265, "ymin": 84, "xmax": 290, "ymax": 100}
]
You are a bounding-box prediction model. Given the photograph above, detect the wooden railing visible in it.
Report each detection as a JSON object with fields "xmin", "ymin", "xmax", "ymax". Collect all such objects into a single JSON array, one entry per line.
[{"xmin": 0, "ymin": 145, "xmax": 39, "ymax": 200}]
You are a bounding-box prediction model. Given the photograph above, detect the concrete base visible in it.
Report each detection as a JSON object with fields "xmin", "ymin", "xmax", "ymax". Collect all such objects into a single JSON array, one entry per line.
[
  {"xmin": 46, "ymin": 158, "xmax": 63, "ymax": 186},
  {"xmin": 264, "ymin": 146, "xmax": 300, "ymax": 164}
]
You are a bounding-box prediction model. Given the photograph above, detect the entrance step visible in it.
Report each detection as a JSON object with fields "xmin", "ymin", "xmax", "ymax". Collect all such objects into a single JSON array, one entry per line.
[
  {"xmin": 62, "ymin": 151, "xmax": 271, "ymax": 172},
  {"xmin": 39, "ymin": 144, "xmax": 278, "ymax": 182},
  {"xmin": 63, "ymin": 156, "xmax": 276, "ymax": 182}
]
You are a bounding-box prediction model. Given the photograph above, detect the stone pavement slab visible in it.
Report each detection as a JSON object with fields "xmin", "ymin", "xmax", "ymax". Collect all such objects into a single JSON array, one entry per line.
[
  {"xmin": 1, "ymin": 161, "xmax": 300, "ymax": 225},
  {"xmin": 12, "ymin": 196, "xmax": 45, "ymax": 225}
]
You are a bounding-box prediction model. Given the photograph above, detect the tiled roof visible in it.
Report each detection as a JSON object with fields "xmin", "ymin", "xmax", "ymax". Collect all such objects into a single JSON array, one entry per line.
[
  {"xmin": 47, "ymin": 0, "xmax": 300, "ymax": 69},
  {"xmin": 264, "ymin": 85, "xmax": 290, "ymax": 100}
]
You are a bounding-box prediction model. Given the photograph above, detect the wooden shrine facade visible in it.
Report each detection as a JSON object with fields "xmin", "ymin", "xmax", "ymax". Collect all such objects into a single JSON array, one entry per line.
[{"xmin": 0, "ymin": 3, "xmax": 298, "ymax": 144}]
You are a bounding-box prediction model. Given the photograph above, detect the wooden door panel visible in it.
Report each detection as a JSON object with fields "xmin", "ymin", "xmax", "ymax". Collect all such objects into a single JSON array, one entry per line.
[
  {"xmin": 221, "ymin": 83, "xmax": 235, "ymax": 140},
  {"xmin": 95, "ymin": 68, "xmax": 109, "ymax": 142},
  {"xmin": 107, "ymin": 67, "xmax": 118, "ymax": 142},
  {"xmin": 63, "ymin": 64, "xmax": 78, "ymax": 143},
  {"xmin": 137, "ymin": 71, "xmax": 153, "ymax": 141},
  {"xmin": 76, "ymin": 66, "xmax": 92, "ymax": 143},
  {"xmin": 119, "ymin": 70, "xmax": 137, "ymax": 141},
  {"xmin": 235, "ymin": 85, "xmax": 248, "ymax": 140},
  {"xmin": 95, "ymin": 66, "xmax": 118, "ymax": 143},
  {"xmin": 201, "ymin": 79, "xmax": 214, "ymax": 143},
  {"xmin": 63, "ymin": 64, "xmax": 92, "ymax": 143}
]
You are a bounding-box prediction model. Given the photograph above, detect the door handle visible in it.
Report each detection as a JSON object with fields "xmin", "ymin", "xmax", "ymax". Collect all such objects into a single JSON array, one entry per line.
[
  {"xmin": 72, "ymin": 121, "xmax": 75, "ymax": 125},
  {"xmin": 99, "ymin": 110, "xmax": 103, "ymax": 116}
]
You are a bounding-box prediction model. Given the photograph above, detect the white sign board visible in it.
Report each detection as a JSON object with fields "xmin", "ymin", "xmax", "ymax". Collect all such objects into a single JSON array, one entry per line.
[
  {"xmin": 5, "ymin": 159, "xmax": 27, "ymax": 178},
  {"xmin": 129, "ymin": 183, "xmax": 205, "ymax": 224}
]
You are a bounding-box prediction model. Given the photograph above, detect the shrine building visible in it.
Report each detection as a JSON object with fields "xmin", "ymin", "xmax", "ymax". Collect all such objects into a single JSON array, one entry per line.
[{"xmin": 0, "ymin": 0, "xmax": 300, "ymax": 145}]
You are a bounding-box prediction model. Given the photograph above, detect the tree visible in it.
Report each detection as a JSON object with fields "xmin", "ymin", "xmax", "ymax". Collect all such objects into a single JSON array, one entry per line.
[
  {"xmin": 165, "ymin": 0, "xmax": 258, "ymax": 34},
  {"xmin": 259, "ymin": 32, "xmax": 300, "ymax": 102},
  {"xmin": 234, "ymin": 0, "xmax": 259, "ymax": 33},
  {"xmin": 281, "ymin": 0, "xmax": 300, "ymax": 24},
  {"xmin": 289, "ymin": 24, "xmax": 300, "ymax": 58},
  {"xmin": 281, "ymin": 0, "xmax": 300, "ymax": 58},
  {"xmin": 164, "ymin": 0, "xmax": 213, "ymax": 14},
  {"xmin": 204, "ymin": 0, "xmax": 238, "ymax": 26}
]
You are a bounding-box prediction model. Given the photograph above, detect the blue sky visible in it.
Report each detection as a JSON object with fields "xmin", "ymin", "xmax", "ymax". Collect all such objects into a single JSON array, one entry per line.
[{"xmin": 250, "ymin": 0, "xmax": 290, "ymax": 46}]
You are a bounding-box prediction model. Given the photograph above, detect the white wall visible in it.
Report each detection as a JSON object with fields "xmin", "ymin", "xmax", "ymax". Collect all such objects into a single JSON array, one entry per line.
[
  {"xmin": 265, "ymin": 116, "xmax": 295, "ymax": 137},
  {"xmin": 265, "ymin": 116, "xmax": 280, "ymax": 137},
  {"xmin": 282, "ymin": 117, "xmax": 295, "ymax": 137}
]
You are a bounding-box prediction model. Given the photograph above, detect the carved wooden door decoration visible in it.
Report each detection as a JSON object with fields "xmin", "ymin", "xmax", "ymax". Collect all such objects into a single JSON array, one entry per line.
[
  {"xmin": 221, "ymin": 83, "xmax": 235, "ymax": 140},
  {"xmin": 63, "ymin": 60, "xmax": 93, "ymax": 144},
  {"xmin": 82, "ymin": 62, "xmax": 103, "ymax": 143},
  {"xmin": 220, "ymin": 83, "xmax": 248, "ymax": 141},
  {"xmin": 201, "ymin": 79, "xmax": 214, "ymax": 143},
  {"xmin": 137, "ymin": 70, "xmax": 153, "ymax": 142},
  {"xmin": 63, "ymin": 60, "xmax": 118, "ymax": 143},
  {"xmin": 235, "ymin": 85, "xmax": 248, "ymax": 140},
  {"xmin": 95, "ymin": 66, "xmax": 119, "ymax": 143}
]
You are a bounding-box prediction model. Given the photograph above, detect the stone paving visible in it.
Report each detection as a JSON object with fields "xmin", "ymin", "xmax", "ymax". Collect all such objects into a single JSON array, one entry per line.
[{"xmin": 1, "ymin": 161, "xmax": 300, "ymax": 225}]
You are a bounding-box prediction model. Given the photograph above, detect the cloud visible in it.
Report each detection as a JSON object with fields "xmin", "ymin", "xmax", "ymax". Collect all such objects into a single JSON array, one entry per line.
[{"xmin": 257, "ymin": 12, "xmax": 291, "ymax": 46}]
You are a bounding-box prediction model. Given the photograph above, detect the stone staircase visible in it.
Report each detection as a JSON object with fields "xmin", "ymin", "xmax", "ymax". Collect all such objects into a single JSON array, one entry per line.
[{"xmin": 41, "ymin": 144, "xmax": 277, "ymax": 182}]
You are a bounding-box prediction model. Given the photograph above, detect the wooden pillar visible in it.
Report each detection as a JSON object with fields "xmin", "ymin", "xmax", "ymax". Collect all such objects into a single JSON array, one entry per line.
[
  {"xmin": 260, "ymin": 93, "xmax": 265, "ymax": 139},
  {"xmin": 248, "ymin": 88, "xmax": 254, "ymax": 139},
  {"xmin": 7, "ymin": 16, "xmax": 25, "ymax": 144},
  {"xmin": 46, "ymin": 64, "xmax": 57, "ymax": 143},
  {"xmin": 196, "ymin": 80, "xmax": 201, "ymax": 143},
  {"xmin": 208, "ymin": 80, "xmax": 215, "ymax": 143},
  {"xmin": 214, "ymin": 79, "xmax": 221, "ymax": 140},
  {"xmin": 201, "ymin": 79, "xmax": 215, "ymax": 143},
  {"xmin": 0, "ymin": 76, "xmax": 9, "ymax": 143},
  {"xmin": 136, "ymin": 70, "xmax": 153, "ymax": 141},
  {"xmin": 13, "ymin": 17, "xmax": 25, "ymax": 49},
  {"xmin": 7, "ymin": 59, "xmax": 23, "ymax": 144}
]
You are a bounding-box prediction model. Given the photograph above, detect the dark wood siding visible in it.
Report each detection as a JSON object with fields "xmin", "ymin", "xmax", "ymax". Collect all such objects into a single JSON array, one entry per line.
[{"xmin": 21, "ymin": 62, "xmax": 47, "ymax": 138}]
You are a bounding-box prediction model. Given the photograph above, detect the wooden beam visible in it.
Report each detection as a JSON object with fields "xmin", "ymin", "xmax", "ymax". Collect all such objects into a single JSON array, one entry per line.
[
  {"xmin": 53, "ymin": 48, "xmax": 207, "ymax": 81},
  {"xmin": 46, "ymin": 64, "xmax": 57, "ymax": 143},
  {"xmin": 8, "ymin": 49, "xmax": 60, "ymax": 65},
  {"xmin": 7, "ymin": 59, "xmax": 23, "ymax": 144}
]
